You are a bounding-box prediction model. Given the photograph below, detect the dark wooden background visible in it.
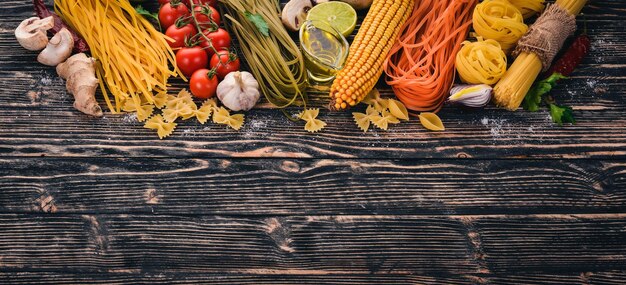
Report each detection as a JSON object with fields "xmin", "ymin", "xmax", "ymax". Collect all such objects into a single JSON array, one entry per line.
[{"xmin": 1, "ymin": 0, "xmax": 625, "ymax": 284}]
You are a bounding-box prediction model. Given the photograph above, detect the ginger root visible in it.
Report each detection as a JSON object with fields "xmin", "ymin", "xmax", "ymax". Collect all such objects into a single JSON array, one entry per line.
[{"xmin": 56, "ymin": 53, "xmax": 103, "ymax": 117}]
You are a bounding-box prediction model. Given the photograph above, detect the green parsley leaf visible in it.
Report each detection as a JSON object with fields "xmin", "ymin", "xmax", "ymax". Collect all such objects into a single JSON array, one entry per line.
[
  {"xmin": 549, "ymin": 103, "xmax": 575, "ymax": 125},
  {"xmin": 245, "ymin": 12, "xmax": 270, "ymax": 37},
  {"xmin": 135, "ymin": 5, "xmax": 161, "ymax": 30},
  {"xmin": 523, "ymin": 73, "xmax": 568, "ymax": 111}
]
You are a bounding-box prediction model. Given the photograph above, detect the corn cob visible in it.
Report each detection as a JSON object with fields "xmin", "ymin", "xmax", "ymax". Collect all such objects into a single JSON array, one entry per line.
[{"xmin": 329, "ymin": 0, "xmax": 414, "ymax": 110}]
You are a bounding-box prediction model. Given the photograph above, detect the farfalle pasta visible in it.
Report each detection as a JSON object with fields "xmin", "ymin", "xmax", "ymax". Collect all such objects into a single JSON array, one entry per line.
[
  {"xmin": 213, "ymin": 107, "xmax": 245, "ymax": 130},
  {"xmin": 298, "ymin": 108, "xmax": 326, "ymax": 133},
  {"xmin": 144, "ymin": 114, "xmax": 177, "ymax": 139},
  {"xmin": 163, "ymin": 101, "xmax": 193, "ymax": 123},
  {"xmin": 352, "ymin": 105, "xmax": 378, "ymax": 132},
  {"xmin": 122, "ymin": 99, "xmax": 154, "ymax": 122},
  {"xmin": 371, "ymin": 110, "xmax": 400, "ymax": 131}
]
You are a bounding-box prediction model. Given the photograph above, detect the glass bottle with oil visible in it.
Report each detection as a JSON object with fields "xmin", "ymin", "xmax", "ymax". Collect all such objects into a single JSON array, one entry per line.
[{"xmin": 299, "ymin": 20, "xmax": 349, "ymax": 84}]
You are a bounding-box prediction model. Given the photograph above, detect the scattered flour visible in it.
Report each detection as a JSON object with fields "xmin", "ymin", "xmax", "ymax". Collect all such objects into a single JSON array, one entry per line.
[
  {"xmin": 586, "ymin": 79, "xmax": 598, "ymax": 89},
  {"xmin": 590, "ymin": 34, "xmax": 615, "ymax": 63},
  {"xmin": 121, "ymin": 113, "xmax": 138, "ymax": 124},
  {"xmin": 481, "ymin": 117, "xmax": 508, "ymax": 140}
]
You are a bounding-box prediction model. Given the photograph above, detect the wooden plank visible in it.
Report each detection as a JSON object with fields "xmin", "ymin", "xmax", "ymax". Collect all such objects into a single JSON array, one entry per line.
[
  {"xmin": 0, "ymin": 2, "xmax": 625, "ymax": 159},
  {"xmin": 2, "ymin": 271, "xmax": 625, "ymax": 285},
  {"xmin": 0, "ymin": 214, "xmax": 625, "ymax": 274},
  {"xmin": 1, "ymin": 105, "xmax": 624, "ymax": 158},
  {"xmin": 0, "ymin": 272, "xmax": 472, "ymax": 285},
  {"xmin": 0, "ymin": 158, "xmax": 624, "ymax": 215}
]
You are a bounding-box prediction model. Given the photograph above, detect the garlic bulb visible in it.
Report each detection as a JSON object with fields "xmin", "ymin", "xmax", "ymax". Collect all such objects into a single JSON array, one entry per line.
[
  {"xmin": 216, "ymin": 71, "xmax": 260, "ymax": 111},
  {"xmin": 448, "ymin": 84, "xmax": 492, "ymax": 108}
]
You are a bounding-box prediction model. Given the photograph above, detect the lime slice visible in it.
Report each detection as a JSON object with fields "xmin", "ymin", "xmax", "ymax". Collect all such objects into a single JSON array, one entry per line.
[{"xmin": 306, "ymin": 2, "xmax": 357, "ymax": 37}]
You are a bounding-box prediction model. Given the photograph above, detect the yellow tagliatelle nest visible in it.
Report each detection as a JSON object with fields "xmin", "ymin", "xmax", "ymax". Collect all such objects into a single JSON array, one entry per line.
[
  {"xmin": 55, "ymin": 0, "xmax": 180, "ymax": 115},
  {"xmin": 507, "ymin": 0, "xmax": 545, "ymax": 19},
  {"xmin": 456, "ymin": 38, "xmax": 508, "ymax": 85},
  {"xmin": 473, "ymin": 0, "xmax": 528, "ymax": 53}
]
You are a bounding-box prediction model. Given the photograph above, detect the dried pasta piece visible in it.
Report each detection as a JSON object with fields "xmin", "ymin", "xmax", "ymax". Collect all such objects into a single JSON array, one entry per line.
[
  {"xmin": 212, "ymin": 107, "xmax": 231, "ymax": 124},
  {"xmin": 456, "ymin": 38, "xmax": 507, "ymax": 85},
  {"xmin": 298, "ymin": 108, "xmax": 319, "ymax": 121},
  {"xmin": 297, "ymin": 108, "xmax": 326, "ymax": 133},
  {"xmin": 163, "ymin": 101, "xmax": 193, "ymax": 123},
  {"xmin": 122, "ymin": 98, "xmax": 140, "ymax": 112},
  {"xmin": 182, "ymin": 100, "xmax": 214, "ymax": 124},
  {"xmin": 352, "ymin": 105, "xmax": 379, "ymax": 132},
  {"xmin": 387, "ymin": 99, "xmax": 409, "ymax": 121},
  {"xmin": 136, "ymin": 105, "xmax": 154, "ymax": 122},
  {"xmin": 166, "ymin": 89, "xmax": 193, "ymax": 109},
  {"xmin": 213, "ymin": 107, "xmax": 245, "ymax": 130},
  {"xmin": 362, "ymin": 89, "xmax": 388, "ymax": 112},
  {"xmin": 305, "ymin": 119, "xmax": 326, "ymax": 133},
  {"xmin": 202, "ymin": 98, "xmax": 218, "ymax": 109},
  {"xmin": 226, "ymin": 114, "xmax": 245, "ymax": 130},
  {"xmin": 153, "ymin": 92, "xmax": 169, "ymax": 109},
  {"xmin": 473, "ymin": 0, "xmax": 528, "ymax": 53},
  {"xmin": 144, "ymin": 114, "xmax": 177, "ymax": 139},
  {"xmin": 122, "ymin": 99, "xmax": 154, "ymax": 122},
  {"xmin": 371, "ymin": 110, "xmax": 400, "ymax": 131},
  {"xmin": 418, "ymin": 112, "xmax": 445, "ymax": 131},
  {"xmin": 180, "ymin": 100, "xmax": 198, "ymax": 120}
]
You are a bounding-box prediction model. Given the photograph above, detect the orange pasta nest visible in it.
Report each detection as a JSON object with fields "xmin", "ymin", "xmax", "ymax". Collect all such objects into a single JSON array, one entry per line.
[{"xmin": 384, "ymin": 0, "xmax": 477, "ymax": 113}]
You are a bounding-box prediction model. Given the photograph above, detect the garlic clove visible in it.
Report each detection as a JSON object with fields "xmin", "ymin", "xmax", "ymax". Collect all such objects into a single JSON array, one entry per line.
[
  {"xmin": 217, "ymin": 71, "xmax": 261, "ymax": 112},
  {"xmin": 448, "ymin": 84, "xmax": 492, "ymax": 108}
]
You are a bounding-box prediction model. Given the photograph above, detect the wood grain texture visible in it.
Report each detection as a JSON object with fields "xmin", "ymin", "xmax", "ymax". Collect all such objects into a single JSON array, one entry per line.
[
  {"xmin": 0, "ymin": 214, "xmax": 625, "ymax": 274},
  {"xmin": 0, "ymin": 1, "xmax": 624, "ymax": 159},
  {"xmin": 0, "ymin": 272, "xmax": 473, "ymax": 285},
  {"xmin": 1, "ymin": 0, "xmax": 626, "ymax": 284},
  {"xmin": 0, "ymin": 158, "xmax": 624, "ymax": 215},
  {"xmin": 2, "ymin": 271, "xmax": 626, "ymax": 285}
]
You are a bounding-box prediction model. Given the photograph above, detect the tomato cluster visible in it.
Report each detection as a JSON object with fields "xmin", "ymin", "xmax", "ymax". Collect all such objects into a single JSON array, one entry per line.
[{"xmin": 158, "ymin": 0, "xmax": 241, "ymax": 99}]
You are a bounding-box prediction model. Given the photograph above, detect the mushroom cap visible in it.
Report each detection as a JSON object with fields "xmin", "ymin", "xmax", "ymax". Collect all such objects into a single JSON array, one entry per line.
[
  {"xmin": 15, "ymin": 16, "xmax": 54, "ymax": 51},
  {"xmin": 281, "ymin": 0, "xmax": 314, "ymax": 32},
  {"xmin": 37, "ymin": 28, "xmax": 75, "ymax": 66}
]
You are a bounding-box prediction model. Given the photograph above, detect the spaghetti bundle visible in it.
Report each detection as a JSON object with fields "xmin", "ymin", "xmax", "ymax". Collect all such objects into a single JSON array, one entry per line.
[
  {"xmin": 473, "ymin": 0, "xmax": 528, "ymax": 53},
  {"xmin": 384, "ymin": 0, "xmax": 477, "ymax": 113},
  {"xmin": 55, "ymin": 0, "xmax": 180, "ymax": 115},
  {"xmin": 493, "ymin": 0, "xmax": 587, "ymax": 110},
  {"xmin": 221, "ymin": 0, "xmax": 307, "ymax": 108}
]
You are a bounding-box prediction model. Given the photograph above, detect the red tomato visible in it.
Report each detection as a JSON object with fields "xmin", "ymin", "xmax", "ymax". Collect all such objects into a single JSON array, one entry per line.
[
  {"xmin": 159, "ymin": 3, "xmax": 190, "ymax": 29},
  {"xmin": 190, "ymin": 69, "xmax": 219, "ymax": 99},
  {"xmin": 165, "ymin": 23, "xmax": 197, "ymax": 49},
  {"xmin": 210, "ymin": 51, "xmax": 241, "ymax": 79},
  {"xmin": 176, "ymin": 46, "xmax": 209, "ymax": 77},
  {"xmin": 158, "ymin": 0, "xmax": 170, "ymax": 5},
  {"xmin": 200, "ymin": 28, "xmax": 231, "ymax": 57},
  {"xmin": 186, "ymin": 0, "xmax": 218, "ymax": 7},
  {"xmin": 193, "ymin": 5, "xmax": 220, "ymax": 27}
]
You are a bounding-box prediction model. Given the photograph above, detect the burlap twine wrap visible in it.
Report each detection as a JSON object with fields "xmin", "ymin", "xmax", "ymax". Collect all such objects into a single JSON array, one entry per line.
[{"xmin": 512, "ymin": 4, "xmax": 577, "ymax": 71}]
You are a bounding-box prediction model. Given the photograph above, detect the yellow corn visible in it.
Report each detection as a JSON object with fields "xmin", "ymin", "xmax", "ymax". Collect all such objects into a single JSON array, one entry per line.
[{"xmin": 329, "ymin": 0, "xmax": 414, "ymax": 110}]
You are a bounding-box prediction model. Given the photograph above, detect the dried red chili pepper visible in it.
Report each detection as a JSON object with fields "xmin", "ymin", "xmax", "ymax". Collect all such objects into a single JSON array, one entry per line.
[
  {"xmin": 33, "ymin": 0, "xmax": 89, "ymax": 53},
  {"xmin": 546, "ymin": 34, "xmax": 591, "ymax": 77}
]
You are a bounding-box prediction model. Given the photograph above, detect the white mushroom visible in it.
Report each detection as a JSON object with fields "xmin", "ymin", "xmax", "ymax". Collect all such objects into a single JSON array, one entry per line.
[
  {"xmin": 15, "ymin": 16, "xmax": 55, "ymax": 51},
  {"xmin": 38, "ymin": 28, "xmax": 74, "ymax": 66},
  {"xmin": 281, "ymin": 0, "xmax": 328, "ymax": 32}
]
